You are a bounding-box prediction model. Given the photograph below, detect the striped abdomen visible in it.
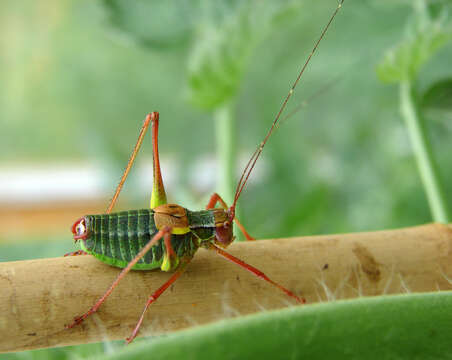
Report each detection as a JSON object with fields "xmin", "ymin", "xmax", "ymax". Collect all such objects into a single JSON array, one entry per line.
[{"xmin": 80, "ymin": 209, "xmax": 197, "ymax": 270}]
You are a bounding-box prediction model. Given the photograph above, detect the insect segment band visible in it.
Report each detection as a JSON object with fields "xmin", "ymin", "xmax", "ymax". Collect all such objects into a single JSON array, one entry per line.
[
  {"xmin": 80, "ymin": 210, "xmax": 196, "ymax": 270},
  {"xmin": 79, "ymin": 208, "xmax": 227, "ymax": 271}
]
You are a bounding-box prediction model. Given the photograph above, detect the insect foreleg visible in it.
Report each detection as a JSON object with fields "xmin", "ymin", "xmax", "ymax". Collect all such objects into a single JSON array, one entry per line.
[
  {"xmin": 206, "ymin": 192, "xmax": 255, "ymax": 241},
  {"xmin": 210, "ymin": 244, "xmax": 305, "ymax": 304},
  {"xmin": 125, "ymin": 259, "xmax": 190, "ymax": 344},
  {"xmin": 63, "ymin": 250, "xmax": 88, "ymax": 257},
  {"xmin": 66, "ymin": 225, "xmax": 173, "ymax": 329}
]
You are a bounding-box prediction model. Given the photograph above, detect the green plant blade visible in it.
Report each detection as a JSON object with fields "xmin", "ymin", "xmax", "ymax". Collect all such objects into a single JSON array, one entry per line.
[
  {"xmin": 95, "ymin": 291, "xmax": 452, "ymax": 360},
  {"xmin": 421, "ymin": 78, "xmax": 452, "ymax": 123},
  {"xmin": 186, "ymin": 1, "xmax": 301, "ymax": 110},
  {"xmin": 399, "ymin": 81, "xmax": 450, "ymax": 223},
  {"xmin": 377, "ymin": 3, "xmax": 452, "ymax": 84},
  {"xmin": 101, "ymin": 0, "xmax": 198, "ymax": 49}
]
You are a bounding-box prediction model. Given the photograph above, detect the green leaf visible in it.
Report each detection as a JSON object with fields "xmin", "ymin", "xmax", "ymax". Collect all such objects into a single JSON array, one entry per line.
[
  {"xmin": 102, "ymin": 0, "xmax": 199, "ymax": 49},
  {"xmin": 99, "ymin": 0, "xmax": 302, "ymax": 109},
  {"xmin": 377, "ymin": 8, "xmax": 452, "ymax": 83},
  {"xmin": 94, "ymin": 291, "xmax": 452, "ymax": 360},
  {"xmin": 186, "ymin": 0, "xmax": 301, "ymax": 110},
  {"xmin": 421, "ymin": 78, "xmax": 452, "ymax": 122}
]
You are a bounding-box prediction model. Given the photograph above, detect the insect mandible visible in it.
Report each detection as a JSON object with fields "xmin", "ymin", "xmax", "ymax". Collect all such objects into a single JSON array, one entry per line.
[{"xmin": 65, "ymin": 1, "xmax": 344, "ymax": 344}]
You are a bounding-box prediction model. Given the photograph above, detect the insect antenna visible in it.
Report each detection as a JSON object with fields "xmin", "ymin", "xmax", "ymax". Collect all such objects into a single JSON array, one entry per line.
[
  {"xmin": 230, "ymin": 0, "xmax": 344, "ymax": 213},
  {"xmin": 276, "ymin": 72, "xmax": 343, "ymax": 131}
]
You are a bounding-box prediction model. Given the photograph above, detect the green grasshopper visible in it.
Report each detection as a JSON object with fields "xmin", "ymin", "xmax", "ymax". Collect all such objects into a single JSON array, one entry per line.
[{"xmin": 66, "ymin": 1, "xmax": 344, "ymax": 344}]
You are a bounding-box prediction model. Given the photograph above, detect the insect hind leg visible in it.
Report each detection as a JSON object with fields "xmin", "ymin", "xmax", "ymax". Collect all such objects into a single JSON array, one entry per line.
[
  {"xmin": 125, "ymin": 259, "xmax": 190, "ymax": 344},
  {"xmin": 106, "ymin": 112, "xmax": 159, "ymax": 214},
  {"xmin": 150, "ymin": 112, "xmax": 167, "ymax": 209}
]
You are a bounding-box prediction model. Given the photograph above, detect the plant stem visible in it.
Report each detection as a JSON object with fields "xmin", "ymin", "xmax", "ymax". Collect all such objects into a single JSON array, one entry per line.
[
  {"xmin": 214, "ymin": 101, "xmax": 236, "ymax": 207},
  {"xmin": 399, "ymin": 81, "xmax": 450, "ymax": 223}
]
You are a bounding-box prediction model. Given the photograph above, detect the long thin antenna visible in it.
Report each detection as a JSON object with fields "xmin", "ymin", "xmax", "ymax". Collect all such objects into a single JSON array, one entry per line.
[
  {"xmin": 277, "ymin": 72, "xmax": 342, "ymax": 130},
  {"xmin": 231, "ymin": 0, "xmax": 344, "ymax": 210}
]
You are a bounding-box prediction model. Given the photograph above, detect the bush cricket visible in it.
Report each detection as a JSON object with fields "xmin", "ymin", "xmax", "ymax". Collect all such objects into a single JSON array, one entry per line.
[{"xmin": 66, "ymin": 0, "xmax": 344, "ymax": 344}]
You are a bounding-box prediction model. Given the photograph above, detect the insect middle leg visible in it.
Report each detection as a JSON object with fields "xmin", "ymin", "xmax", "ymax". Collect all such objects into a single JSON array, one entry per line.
[
  {"xmin": 206, "ymin": 192, "xmax": 255, "ymax": 241},
  {"xmin": 125, "ymin": 259, "xmax": 190, "ymax": 344},
  {"xmin": 66, "ymin": 226, "xmax": 173, "ymax": 329}
]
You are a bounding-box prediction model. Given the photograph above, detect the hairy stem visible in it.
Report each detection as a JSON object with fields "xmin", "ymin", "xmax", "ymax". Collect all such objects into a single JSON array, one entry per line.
[
  {"xmin": 399, "ymin": 81, "xmax": 450, "ymax": 223},
  {"xmin": 3, "ymin": 224, "xmax": 452, "ymax": 352},
  {"xmin": 214, "ymin": 102, "xmax": 245, "ymax": 240}
]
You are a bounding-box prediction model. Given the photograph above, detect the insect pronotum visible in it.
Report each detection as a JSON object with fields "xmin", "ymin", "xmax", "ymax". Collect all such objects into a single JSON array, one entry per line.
[{"xmin": 66, "ymin": 1, "xmax": 344, "ymax": 344}]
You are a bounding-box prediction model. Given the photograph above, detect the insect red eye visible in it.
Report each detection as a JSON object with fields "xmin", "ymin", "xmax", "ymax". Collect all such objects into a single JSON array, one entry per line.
[
  {"xmin": 76, "ymin": 221, "xmax": 85, "ymax": 235},
  {"xmin": 71, "ymin": 217, "xmax": 88, "ymax": 241}
]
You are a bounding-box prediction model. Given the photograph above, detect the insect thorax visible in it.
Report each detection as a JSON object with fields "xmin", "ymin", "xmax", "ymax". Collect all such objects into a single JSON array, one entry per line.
[{"xmin": 187, "ymin": 208, "xmax": 231, "ymax": 247}]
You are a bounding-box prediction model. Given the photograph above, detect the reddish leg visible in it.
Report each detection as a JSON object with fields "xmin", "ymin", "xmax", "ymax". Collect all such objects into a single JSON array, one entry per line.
[
  {"xmin": 106, "ymin": 112, "xmax": 159, "ymax": 214},
  {"xmin": 150, "ymin": 112, "xmax": 167, "ymax": 209},
  {"xmin": 206, "ymin": 193, "xmax": 255, "ymax": 241},
  {"xmin": 164, "ymin": 232, "xmax": 176, "ymax": 259},
  {"xmin": 125, "ymin": 260, "xmax": 190, "ymax": 344},
  {"xmin": 66, "ymin": 226, "xmax": 173, "ymax": 329},
  {"xmin": 163, "ymin": 236, "xmax": 176, "ymax": 259},
  {"xmin": 64, "ymin": 250, "xmax": 88, "ymax": 257},
  {"xmin": 161, "ymin": 230, "xmax": 178, "ymax": 270},
  {"xmin": 211, "ymin": 244, "xmax": 305, "ymax": 304}
]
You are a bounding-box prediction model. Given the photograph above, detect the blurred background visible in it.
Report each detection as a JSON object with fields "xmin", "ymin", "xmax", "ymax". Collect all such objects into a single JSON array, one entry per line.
[
  {"xmin": 0, "ymin": 0, "xmax": 452, "ymax": 358},
  {"xmin": 0, "ymin": 0, "xmax": 451, "ymax": 261}
]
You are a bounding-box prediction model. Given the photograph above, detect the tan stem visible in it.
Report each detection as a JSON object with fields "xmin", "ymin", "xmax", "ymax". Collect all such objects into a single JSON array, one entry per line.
[{"xmin": 1, "ymin": 223, "xmax": 452, "ymax": 353}]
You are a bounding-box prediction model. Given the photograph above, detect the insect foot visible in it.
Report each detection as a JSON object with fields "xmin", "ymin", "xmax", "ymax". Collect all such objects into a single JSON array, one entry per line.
[
  {"xmin": 63, "ymin": 250, "xmax": 88, "ymax": 257},
  {"xmin": 65, "ymin": 303, "xmax": 101, "ymax": 329},
  {"xmin": 65, "ymin": 315, "xmax": 85, "ymax": 329}
]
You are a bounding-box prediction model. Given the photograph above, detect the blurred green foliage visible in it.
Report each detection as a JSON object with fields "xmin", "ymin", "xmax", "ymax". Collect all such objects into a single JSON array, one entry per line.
[
  {"xmin": 1, "ymin": 0, "xmax": 452, "ymax": 358},
  {"xmin": 2, "ymin": 0, "xmax": 451, "ymax": 240},
  {"xmin": 186, "ymin": 1, "xmax": 301, "ymax": 110},
  {"xmin": 378, "ymin": 0, "xmax": 452, "ymax": 222},
  {"xmin": 377, "ymin": 2, "xmax": 452, "ymax": 83},
  {"xmin": 422, "ymin": 78, "xmax": 452, "ymax": 122},
  {"xmin": 0, "ymin": 343, "xmax": 105, "ymax": 360}
]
